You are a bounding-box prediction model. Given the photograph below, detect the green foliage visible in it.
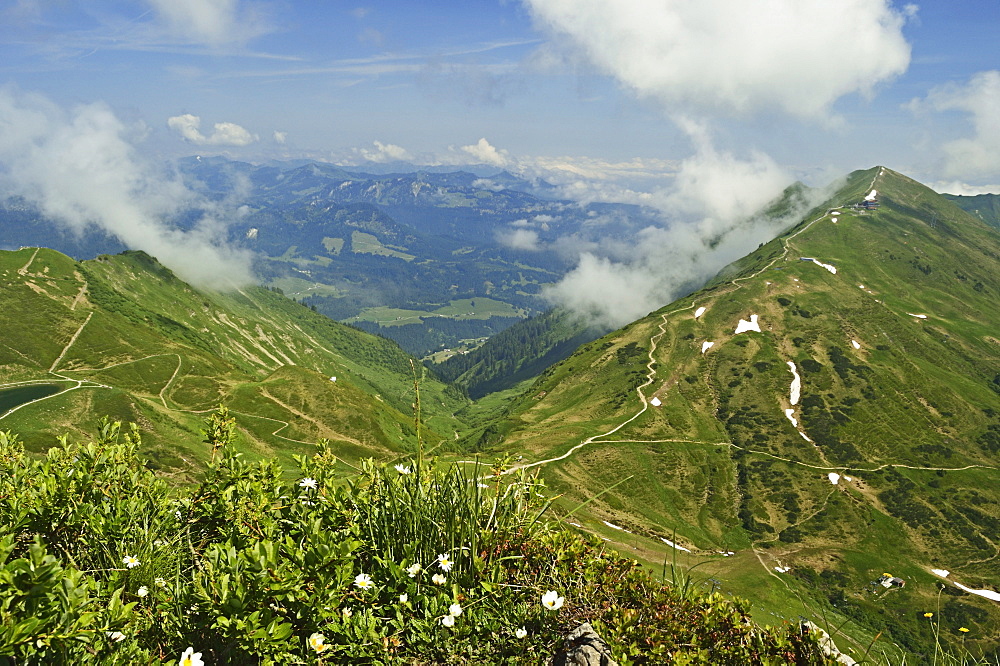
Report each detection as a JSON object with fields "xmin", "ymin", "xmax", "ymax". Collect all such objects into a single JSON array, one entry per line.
[{"xmin": 0, "ymin": 412, "xmax": 842, "ymax": 664}]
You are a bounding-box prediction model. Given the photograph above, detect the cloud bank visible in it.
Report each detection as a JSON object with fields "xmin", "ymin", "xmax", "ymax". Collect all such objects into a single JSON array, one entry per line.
[
  {"xmin": 0, "ymin": 87, "xmax": 253, "ymax": 288},
  {"xmin": 522, "ymin": 0, "xmax": 913, "ymax": 120}
]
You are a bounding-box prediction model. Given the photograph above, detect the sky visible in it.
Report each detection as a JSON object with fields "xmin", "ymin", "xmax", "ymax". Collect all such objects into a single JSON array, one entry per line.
[{"xmin": 0, "ymin": 0, "xmax": 998, "ymax": 319}]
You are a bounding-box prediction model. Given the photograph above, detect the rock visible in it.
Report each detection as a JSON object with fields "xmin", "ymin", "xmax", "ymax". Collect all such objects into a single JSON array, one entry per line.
[
  {"xmin": 800, "ymin": 621, "xmax": 857, "ymax": 665},
  {"xmin": 546, "ymin": 622, "xmax": 619, "ymax": 666}
]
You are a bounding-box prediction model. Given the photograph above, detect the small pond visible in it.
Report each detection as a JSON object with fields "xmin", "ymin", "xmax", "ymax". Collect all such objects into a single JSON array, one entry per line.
[{"xmin": 0, "ymin": 384, "xmax": 64, "ymax": 416}]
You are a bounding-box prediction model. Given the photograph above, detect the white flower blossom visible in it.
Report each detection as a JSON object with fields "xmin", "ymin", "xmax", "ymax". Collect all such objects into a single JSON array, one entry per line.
[
  {"xmin": 179, "ymin": 647, "xmax": 204, "ymax": 666},
  {"xmin": 515, "ymin": 627, "xmax": 528, "ymax": 639},
  {"xmin": 394, "ymin": 464, "xmax": 412, "ymax": 474},
  {"xmin": 122, "ymin": 555, "xmax": 140, "ymax": 569},
  {"xmin": 436, "ymin": 553, "xmax": 454, "ymax": 572},
  {"xmin": 136, "ymin": 586, "xmax": 148, "ymax": 598},
  {"xmin": 432, "ymin": 573, "xmax": 447, "ymax": 585},
  {"xmin": 399, "ymin": 593, "xmax": 408, "ymax": 603},
  {"xmin": 441, "ymin": 614, "xmax": 456, "ymax": 628},
  {"xmin": 298, "ymin": 477, "xmax": 318, "ymax": 489},
  {"xmin": 406, "ymin": 562, "xmax": 422, "ymax": 577},
  {"xmin": 354, "ymin": 573, "xmax": 374, "ymax": 590},
  {"xmin": 541, "ymin": 590, "xmax": 565, "ymax": 611},
  {"xmin": 448, "ymin": 602, "xmax": 462, "ymax": 617},
  {"xmin": 308, "ymin": 633, "xmax": 329, "ymax": 653},
  {"xmin": 106, "ymin": 631, "xmax": 126, "ymax": 642},
  {"xmin": 154, "ymin": 577, "xmax": 167, "ymax": 588},
  {"xmin": 342, "ymin": 607, "xmax": 353, "ymax": 619}
]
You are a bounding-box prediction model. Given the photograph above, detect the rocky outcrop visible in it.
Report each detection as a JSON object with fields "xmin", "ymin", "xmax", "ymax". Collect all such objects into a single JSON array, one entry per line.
[{"xmin": 546, "ymin": 623, "xmax": 619, "ymax": 666}]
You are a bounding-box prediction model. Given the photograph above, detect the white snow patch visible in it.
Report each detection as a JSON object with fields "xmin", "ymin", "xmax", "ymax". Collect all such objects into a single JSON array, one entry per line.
[
  {"xmin": 246, "ymin": 227, "xmax": 258, "ymax": 239},
  {"xmin": 694, "ymin": 306, "xmax": 706, "ymax": 319},
  {"xmin": 828, "ymin": 472, "xmax": 841, "ymax": 485},
  {"xmin": 603, "ymin": 520, "xmax": 631, "ymax": 533},
  {"xmin": 844, "ymin": 476, "xmax": 852, "ymax": 482},
  {"xmin": 774, "ymin": 566, "xmax": 791, "ymax": 573},
  {"xmin": 787, "ymin": 361, "xmax": 801, "ymax": 405},
  {"xmin": 649, "ymin": 396, "xmax": 662, "ymax": 407},
  {"xmin": 954, "ymin": 582, "xmax": 1000, "ymax": 602},
  {"xmin": 932, "ymin": 569, "xmax": 950, "ymax": 578},
  {"xmin": 785, "ymin": 409, "xmax": 798, "ymax": 427},
  {"xmin": 851, "ymin": 340, "xmax": 861, "ymax": 350},
  {"xmin": 858, "ymin": 284, "xmax": 865, "ymax": 289},
  {"xmin": 908, "ymin": 313, "xmax": 928, "ymax": 319},
  {"xmin": 831, "ymin": 217, "xmax": 838, "ymax": 223},
  {"xmin": 799, "ymin": 431, "xmax": 813, "ymax": 442},
  {"xmin": 660, "ymin": 538, "xmax": 692, "ymax": 553},
  {"xmin": 866, "ymin": 189, "xmax": 878, "ymax": 201},
  {"xmin": 734, "ymin": 314, "xmax": 761, "ymax": 334},
  {"xmin": 811, "ymin": 258, "xmax": 837, "ymax": 274},
  {"xmin": 701, "ymin": 341, "xmax": 715, "ymax": 354},
  {"xmin": 329, "ymin": 376, "xmax": 337, "ymax": 382}
]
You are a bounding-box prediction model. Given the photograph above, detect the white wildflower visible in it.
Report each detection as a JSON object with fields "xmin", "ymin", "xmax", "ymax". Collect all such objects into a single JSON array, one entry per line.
[
  {"xmin": 394, "ymin": 464, "xmax": 412, "ymax": 474},
  {"xmin": 448, "ymin": 602, "xmax": 462, "ymax": 617},
  {"xmin": 515, "ymin": 627, "xmax": 528, "ymax": 639},
  {"xmin": 298, "ymin": 477, "xmax": 318, "ymax": 489},
  {"xmin": 432, "ymin": 573, "xmax": 447, "ymax": 585},
  {"xmin": 441, "ymin": 614, "xmax": 456, "ymax": 628},
  {"xmin": 136, "ymin": 586, "xmax": 148, "ymax": 598},
  {"xmin": 541, "ymin": 590, "xmax": 564, "ymax": 611},
  {"xmin": 354, "ymin": 573, "xmax": 374, "ymax": 590},
  {"xmin": 436, "ymin": 553, "xmax": 454, "ymax": 572},
  {"xmin": 179, "ymin": 647, "xmax": 204, "ymax": 666},
  {"xmin": 308, "ymin": 633, "xmax": 329, "ymax": 653},
  {"xmin": 122, "ymin": 555, "xmax": 140, "ymax": 569},
  {"xmin": 406, "ymin": 562, "xmax": 422, "ymax": 577}
]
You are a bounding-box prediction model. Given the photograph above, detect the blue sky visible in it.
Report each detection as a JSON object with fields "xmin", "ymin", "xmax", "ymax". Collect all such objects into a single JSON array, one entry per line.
[{"xmin": 2, "ymin": 0, "xmax": 998, "ymax": 193}]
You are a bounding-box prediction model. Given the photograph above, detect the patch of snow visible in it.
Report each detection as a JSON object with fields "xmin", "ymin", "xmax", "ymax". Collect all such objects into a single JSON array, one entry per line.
[
  {"xmin": 828, "ymin": 472, "xmax": 841, "ymax": 485},
  {"xmin": 660, "ymin": 538, "xmax": 692, "ymax": 553},
  {"xmin": 851, "ymin": 340, "xmax": 861, "ymax": 350},
  {"xmin": 844, "ymin": 476, "xmax": 852, "ymax": 482},
  {"xmin": 694, "ymin": 306, "xmax": 706, "ymax": 319},
  {"xmin": 603, "ymin": 520, "xmax": 631, "ymax": 533},
  {"xmin": 649, "ymin": 397, "xmax": 662, "ymax": 407},
  {"xmin": 811, "ymin": 259, "xmax": 837, "ymax": 274},
  {"xmin": 774, "ymin": 566, "xmax": 791, "ymax": 573},
  {"xmin": 908, "ymin": 313, "xmax": 928, "ymax": 319},
  {"xmin": 246, "ymin": 227, "xmax": 258, "ymax": 239},
  {"xmin": 831, "ymin": 217, "xmax": 838, "ymax": 223},
  {"xmin": 329, "ymin": 376, "xmax": 337, "ymax": 382},
  {"xmin": 734, "ymin": 314, "xmax": 761, "ymax": 334},
  {"xmin": 787, "ymin": 361, "xmax": 801, "ymax": 405},
  {"xmin": 858, "ymin": 284, "xmax": 865, "ymax": 289},
  {"xmin": 954, "ymin": 582, "xmax": 1000, "ymax": 602},
  {"xmin": 866, "ymin": 189, "xmax": 878, "ymax": 201},
  {"xmin": 785, "ymin": 409, "xmax": 798, "ymax": 427},
  {"xmin": 932, "ymin": 569, "xmax": 950, "ymax": 578},
  {"xmin": 701, "ymin": 341, "xmax": 715, "ymax": 354},
  {"xmin": 799, "ymin": 431, "xmax": 813, "ymax": 442}
]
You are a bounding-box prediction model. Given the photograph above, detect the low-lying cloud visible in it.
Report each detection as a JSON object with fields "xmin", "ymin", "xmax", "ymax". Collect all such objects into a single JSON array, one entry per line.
[
  {"xmin": 0, "ymin": 87, "xmax": 254, "ymax": 289},
  {"xmin": 168, "ymin": 114, "xmax": 258, "ymax": 146}
]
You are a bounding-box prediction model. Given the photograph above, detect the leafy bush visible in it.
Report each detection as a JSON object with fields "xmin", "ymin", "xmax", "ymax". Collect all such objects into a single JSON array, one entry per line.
[{"xmin": 0, "ymin": 411, "xmax": 839, "ymax": 664}]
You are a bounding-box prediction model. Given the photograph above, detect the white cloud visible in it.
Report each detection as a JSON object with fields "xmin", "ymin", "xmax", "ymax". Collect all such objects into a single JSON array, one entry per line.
[
  {"xmin": 359, "ymin": 140, "xmax": 413, "ymax": 163},
  {"xmin": 167, "ymin": 114, "xmax": 258, "ymax": 146},
  {"xmin": 542, "ymin": 134, "xmax": 818, "ymax": 328},
  {"xmin": 145, "ymin": 0, "xmax": 270, "ymax": 46},
  {"xmin": 459, "ymin": 138, "xmax": 511, "ymax": 167},
  {"xmin": 497, "ymin": 228, "xmax": 542, "ymax": 251},
  {"xmin": 914, "ymin": 70, "xmax": 1000, "ymax": 182},
  {"xmin": 522, "ymin": 0, "xmax": 912, "ymax": 120},
  {"xmin": 0, "ymin": 87, "xmax": 253, "ymax": 288},
  {"xmin": 273, "ymin": 130, "xmax": 287, "ymax": 144}
]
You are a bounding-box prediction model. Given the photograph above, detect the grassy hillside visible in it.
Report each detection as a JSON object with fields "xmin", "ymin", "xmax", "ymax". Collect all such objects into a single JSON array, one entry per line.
[
  {"xmin": 0, "ymin": 248, "xmax": 466, "ymax": 475},
  {"xmin": 944, "ymin": 192, "xmax": 1000, "ymax": 230},
  {"xmin": 475, "ymin": 167, "xmax": 1000, "ymax": 662}
]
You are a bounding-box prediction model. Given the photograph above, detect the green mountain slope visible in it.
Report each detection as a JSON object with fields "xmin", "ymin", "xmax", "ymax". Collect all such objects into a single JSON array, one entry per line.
[
  {"xmin": 0, "ymin": 248, "xmax": 466, "ymax": 473},
  {"xmin": 944, "ymin": 192, "xmax": 1000, "ymax": 230},
  {"xmin": 478, "ymin": 167, "xmax": 1000, "ymax": 660},
  {"xmin": 431, "ymin": 309, "xmax": 604, "ymax": 399}
]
